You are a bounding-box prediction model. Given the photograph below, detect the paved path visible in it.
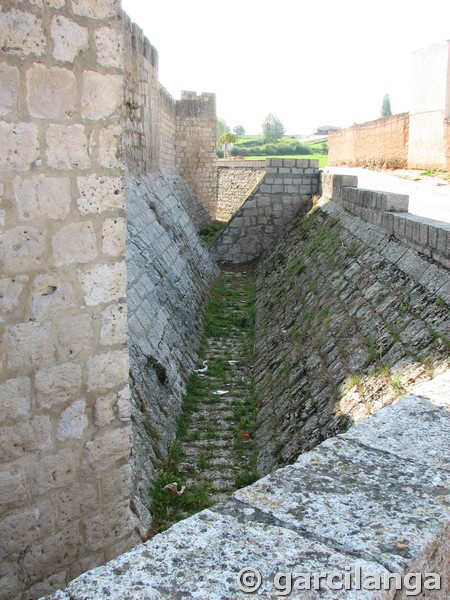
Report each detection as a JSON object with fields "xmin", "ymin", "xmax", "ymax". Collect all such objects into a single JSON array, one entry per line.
[{"xmin": 325, "ymin": 166, "xmax": 450, "ymax": 223}]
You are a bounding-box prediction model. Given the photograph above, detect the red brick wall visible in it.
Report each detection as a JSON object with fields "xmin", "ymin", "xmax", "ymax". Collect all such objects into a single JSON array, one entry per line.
[{"xmin": 328, "ymin": 113, "xmax": 409, "ymax": 168}]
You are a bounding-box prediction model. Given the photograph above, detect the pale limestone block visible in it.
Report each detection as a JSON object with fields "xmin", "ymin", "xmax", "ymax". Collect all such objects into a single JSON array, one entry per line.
[
  {"xmin": 83, "ymin": 427, "xmax": 131, "ymax": 471},
  {"xmin": 46, "ymin": 124, "xmax": 91, "ymax": 170},
  {"xmin": 0, "ymin": 63, "xmax": 19, "ymax": 116},
  {"xmin": 2, "ymin": 225, "xmax": 46, "ymax": 272},
  {"xmin": 0, "ymin": 499, "xmax": 55, "ymax": 560},
  {"xmin": 56, "ymin": 482, "xmax": 97, "ymax": 527},
  {"xmin": 56, "ymin": 312, "xmax": 94, "ymax": 360},
  {"xmin": 94, "ymin": 391, "xmax": 116, "ymax": 427},
  {"xmin": 0, "ymin": 376, "xmax": 31, "ymax": 420},
  {"xmin": 72, "ymin": 0, "xmax": 118, "ymax": 19},
  {"xmin": 30, "ymin": 0, "xmax": 65, "ymax": 7},
  {"xmin": 86, "ymin": 348, "xmax": 128, "ymax": 391},
  {"xmin": 101, "ymin": 217, "xmax": 125, "ymax": 257},
  {"xmin": 0, "ymin": 467, "xmax": 27, "ymax": 510},
  {"xmin": 84, "ymin": 501, "xmax": 132, "ymax": 552},
  {"xmin": 28, "ymin": 571, "xmax": 69, "ymax": 600},
  {"xmin": 26, "ymin": 64, "xmax": 77, "ymax": 119},
  {"xmin": 57, "ymin": 398, "xmax": 88, "ymax": 440},
  {"xmin": 27, "ymin": 447, "xmax": 78, "ymax": 496},
  {"xmin": 6, "ymin": 321, "xmax": 53, "ymax": 369},
  {"xmin": 22, "ymin": 524, "xmax": 82, "ymax": 581},
  {"xmin": 0, "ymin": 416, "xmax": 52, "ymax": 461},
  {"xmin": 100, "ymin": 302, "xmax": 127, "ymax": 345},
  {"xmin": 35, "ymin": 362, "xmax": 82, "ymax": 408},
  {"xmin": 13, "ymin": 174, "xmax": 72, "ymax": 221},
  {"xmin": 81, "ymin": 71, "xmax": 122, "ymax": 120},
  {"xmin": 78, "ymin": 261, "xmax": 126, "ymax": 306},
  {"xmin": 0, "ymin": 562, "xmax": 20, "ymax": 598},
  {"xmin": 0, "ymin": 9, "xmax": 46, "ymax": 56},
  {"xmin": 95, "ymin": 25, "xmax": 123, "ymax": 69},
  {"xmin": 116, "ymin": 385, "xmax": 131, "ymax": 422},
  {"xmin": 77, "ymin": 174, "xmax": 124, "ymax": 215},
  {"xmin": 98, "ymin": 125, "xmax": 123, "ymax": 168},
  {"xmin": 0, "ymin": 275, "xmax": 29, "ymax": 322},
  {"xmin": 51, "ymin": 15, "xmax": 88, "ymax": 62},
  {"xmin": 31, "ymin": 274, "xmax": 75, "ymax": 320},
  {"xmin": 52, "ymin": 221, "xmax": 97, "ymax": 266},
  {"xmin": 0, "ymin": 122, "xmax": 39, "ymax": 171},
  {"xmin": 100, "ymin": 463, "xmax": 131, "ymax": 502}
]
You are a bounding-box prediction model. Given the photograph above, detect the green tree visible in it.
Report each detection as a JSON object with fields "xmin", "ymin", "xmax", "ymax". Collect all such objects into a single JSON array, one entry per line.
[
  {"xmin": 234, "ymin": 124, "xmax": 245, "ymax": 136},
  {"xmin": 381, "ymin": 94, "xmax": 392, "ymax": 117},
  {"xmin": 220, "ymin": 132, "xmax": 236, "ymax": 158},
  {"xmin": 217, "ymin": 118, "xmax": 230, "ymax": 149},
  {"xmin": 262, "ymin": 113, "xmax": 285, "ymax": 142}
]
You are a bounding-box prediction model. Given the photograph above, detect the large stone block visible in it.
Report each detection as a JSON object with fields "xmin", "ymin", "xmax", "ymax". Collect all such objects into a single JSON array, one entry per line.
[
  {"xmin": 0, "ymin": 63, "xmax": 19, "ymax": 116},
  {"xmin": 13, "ymin": 174, "xmax": 72, "ymax": 221},
  {"xmin": 52, "ymin": 221, "xmax": 97, "ymax": 266},
  {"xmin": 26, "ymin": 64, "xmax": 77, "ymax": 120},
  {"xmin": 86, "ymin": 349, "xmax": 128, "ymax": 391},
  {"xmin": 0, "ymin": 122, "xmax": 39, "ymax": 171},
  {"xmin": 98, "ymin": 125, "xmax": 123, "ymax": 169},
  {"xmin": 57, "ymin": 399, "xmax": 88, "ymax": 441},
  {"xmin": 83, "ymin": 426, "xmax": 131, "ymax": 471},
  {"xmin": 0, "ymin": 467, "xmax": 27, "ymax": 511},
  {"xmin": 0, "ymin": 9, "xmax": 45, "ymax": 56},
  {"xmin": 51, "ymin": 15, "xmax": 88, "ymax": 62},
  {"xmin": 31, "ymin": 274, "xmax": 76, "ymax": 320},
  {"xmin": 6, "ymin": 321, "xmax": 52, "ymax": 369},
  {"xmin": 77, "ymin": 174, "xmax": 125, "ymax": 215},
  {"xmin": 2, "ymin": 225, "xmax": 46, "ymax": 273},
  {"xmin": 55, "ymin": 313, "xmax": 94, "ymax": 360},
  {"xmin": 72, "ymin": 0, "xmax": 119, "ymax": 19},
  {"xmin": 0, "ymin": 416, "xmax": 52, "ymax": 460},
  {"xmin": 95, "ymin": 26, "xmax": 123, "ymax": 68},
  {"xmin": 77, "ymin": 261, "xmax": 126, "ymax": 306},
  {"xmin": 46, "ymin": 124, "xmax": 91, "ymax": 170},
  {"xmin": 100, "ymin": 302, "xmax": 127, "ymax": 345},
  {"xmin": 35, "ymin": 362, "xmax": 82, "ymax": 408},
  {"xmin": 27, "ymin": 447, "xmax": 79, "ymax": 496},
  {"xmin": 81, "ymin": 71, "xmax": 122, "ymax": 120},
  {"xmin": 0, "ymin": 275, "xmax": 29, "ymax": 322},
  {"xmin": 0, "ymin": 376, "xmax": 31, "ymax": 420},
  {"xmin": 101, "ymin": 217, "xmax": 125, "ymax": 256}
]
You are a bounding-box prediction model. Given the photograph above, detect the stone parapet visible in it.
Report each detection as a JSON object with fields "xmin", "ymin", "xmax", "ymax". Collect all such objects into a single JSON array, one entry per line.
[
  {"xmin": 42, "ymin": 372, "xmax": 450, "ymax": 600},
  {"xmin": 210, "ymin": 159, "xmax": 320, "ymax": 264}
]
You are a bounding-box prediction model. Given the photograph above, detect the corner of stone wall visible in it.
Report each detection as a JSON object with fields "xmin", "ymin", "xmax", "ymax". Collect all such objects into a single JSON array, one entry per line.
[
  {"xmin": 175, "ymin": 91, "xmax": 218, "ymax": 219},
  {"xmin": 0, "ymin": 2, "xmax": 138, "ymax": 599}
]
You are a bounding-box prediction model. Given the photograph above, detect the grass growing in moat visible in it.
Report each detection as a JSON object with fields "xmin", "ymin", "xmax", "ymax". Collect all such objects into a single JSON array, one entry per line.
[{"xmin": 148, "ymin": 271, "xmax": 259, "ymax": 535}]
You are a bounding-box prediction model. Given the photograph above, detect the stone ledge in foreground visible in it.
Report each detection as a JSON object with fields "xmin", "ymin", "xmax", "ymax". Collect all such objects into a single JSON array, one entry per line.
[{"xmin": 42, "ymin": 372, "xmax": 450, "ymax": 599}]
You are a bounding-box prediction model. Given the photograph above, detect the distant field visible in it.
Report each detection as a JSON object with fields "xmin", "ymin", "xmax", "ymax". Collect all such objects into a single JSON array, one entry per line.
[{"xmin": 220, "ymin": 135, "xmax": 329, "ymax": 167}]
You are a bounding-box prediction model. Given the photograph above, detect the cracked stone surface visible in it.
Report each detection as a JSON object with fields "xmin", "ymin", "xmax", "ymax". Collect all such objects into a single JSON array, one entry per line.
[{"xmin": 42, "ymin": 372, "xmax": 449, "ymax": 599}]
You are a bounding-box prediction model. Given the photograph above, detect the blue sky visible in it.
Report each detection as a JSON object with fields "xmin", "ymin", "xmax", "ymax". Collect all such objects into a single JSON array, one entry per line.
[{"xmin": 121, "ymin": 0, "xmax": 450, "ymax": 135}]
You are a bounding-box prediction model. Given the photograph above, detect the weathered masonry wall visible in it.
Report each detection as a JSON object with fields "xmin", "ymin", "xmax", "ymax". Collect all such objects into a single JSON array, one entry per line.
[
  {"xmin": 0, "ymin": 1, "xmax": 137, "ymax": 599},
  {"xmin": 329, "ymin": 40, "xmax": 450, "ymax": 170},
  {"xmin": 408, "ymin": 40, "xmax": 450, "ymax": 170},
  {"xmin": 210, "ymin": 158, "xmax": 320, "ymax": 264},
  {"xmin": 122, "ymin": 17, "xmax": 217, "ymax": 215},
  {"xmin": 254, "ymin": 174, "xmax": 449, "ymax": 474},
  {"xmin": 43, "ymin": 372, "xmax": 450, "ymax": 600},
  {"xmin": 126, "ymin": 172, "xmax": 218, "ymax": 535},
  {"xmin": 0, "ymin": 1, "xmax": 217, "ymax": 599},
  {"xmin": 216, "ymin": 161, "xmax": 266, "ymax": 221},
  {"xmin": 176, "ymin": 91, "xmax": 218, "ymax": 218},
  {"xmin": 328, "ymin": 113, "xmax": 409, "ymax": 168}
]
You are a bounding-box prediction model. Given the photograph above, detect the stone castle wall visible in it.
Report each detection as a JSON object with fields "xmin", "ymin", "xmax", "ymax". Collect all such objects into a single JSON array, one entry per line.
[
  {"xmin": 329, "ymin": 40, "xmax": 450, "ymax": 171},
  {"xmin": 0, "ymin": 2, "xmax": 137, "ymax": 598},
  {"xmin": 328, "ymin": 113, "xmax": 410, "ymax": 168},
  {"xmin": 0, "ymin": 1, "xmax": 217, "ymax": 598}
]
